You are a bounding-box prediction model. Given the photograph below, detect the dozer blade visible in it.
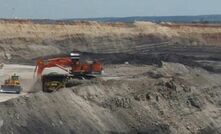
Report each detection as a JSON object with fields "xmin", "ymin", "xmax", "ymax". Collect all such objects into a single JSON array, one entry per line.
[{"xmin": 0, "ymin": 85, "xmax": 22, "ymax": 94}]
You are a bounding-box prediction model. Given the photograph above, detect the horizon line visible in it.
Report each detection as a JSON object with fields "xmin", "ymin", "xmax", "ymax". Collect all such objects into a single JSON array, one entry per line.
[{"xmin": 0, "ymin": 14, "xmax": 221, "ymax": 21}]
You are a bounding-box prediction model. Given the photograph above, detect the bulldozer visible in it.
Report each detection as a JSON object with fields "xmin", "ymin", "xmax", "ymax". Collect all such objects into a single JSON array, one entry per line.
[
  {"xmin": 34, "ymin": 49, "xmax": 103, "ymax": 92},
  {"xmin": 0, "ymin": 74, "xmax": 22, "ymax": 94}
]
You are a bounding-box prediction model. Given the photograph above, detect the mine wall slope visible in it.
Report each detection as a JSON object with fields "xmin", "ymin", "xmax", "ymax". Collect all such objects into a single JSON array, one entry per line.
[{"xmin": 0, "ymin": 21, "xmax": 221, "ymax": 72}]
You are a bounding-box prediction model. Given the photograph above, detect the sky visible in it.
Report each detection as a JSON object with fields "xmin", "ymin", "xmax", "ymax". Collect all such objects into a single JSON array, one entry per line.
[{"xmin": 0, "ymin": 0, "xmax": 221, "ymax": 19}]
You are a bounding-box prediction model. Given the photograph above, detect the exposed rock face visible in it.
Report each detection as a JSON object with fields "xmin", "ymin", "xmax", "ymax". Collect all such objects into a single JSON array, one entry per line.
[{"xmin": 0, "ymin": 21, "xmax": 221, "ymax": 63}]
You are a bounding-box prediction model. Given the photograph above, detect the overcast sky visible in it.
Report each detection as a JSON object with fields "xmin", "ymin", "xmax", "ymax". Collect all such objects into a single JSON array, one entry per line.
[{"xmin": 0, "ymin": 0, "xmax": 221, "ymax": 19}]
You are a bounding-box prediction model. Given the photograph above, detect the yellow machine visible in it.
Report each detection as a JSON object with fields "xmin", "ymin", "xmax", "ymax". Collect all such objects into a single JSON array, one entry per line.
[{"xmin": 0, "ymin": 74, "xmax": 22, "ymax": 94}]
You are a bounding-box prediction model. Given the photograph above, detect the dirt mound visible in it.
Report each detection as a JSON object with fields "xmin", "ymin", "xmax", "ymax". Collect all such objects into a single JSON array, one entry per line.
[
  {"xmin": 0, "ymin": 63, "xmax": 220, "ymax": 134},
  {"xmin": 0, "ymin": 84, "xmax": 170, "ymax": 134}
]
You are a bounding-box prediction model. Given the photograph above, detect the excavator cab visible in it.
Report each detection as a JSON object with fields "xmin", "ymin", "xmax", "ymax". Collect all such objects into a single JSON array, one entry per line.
[{"xmin": 11, "ymin": 75, "xmax": 19, "ymax": 82}]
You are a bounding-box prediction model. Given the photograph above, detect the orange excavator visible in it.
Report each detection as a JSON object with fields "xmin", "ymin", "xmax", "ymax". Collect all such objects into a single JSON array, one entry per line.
[{"xmin": 34, "ymin": 50, "xmax": 103, "ymax": 92}]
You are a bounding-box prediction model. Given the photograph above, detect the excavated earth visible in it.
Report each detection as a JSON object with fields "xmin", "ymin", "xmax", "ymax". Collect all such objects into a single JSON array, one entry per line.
[{"xmin": 0, "ymin": 20, "xmax": 221, "ymax": 134}]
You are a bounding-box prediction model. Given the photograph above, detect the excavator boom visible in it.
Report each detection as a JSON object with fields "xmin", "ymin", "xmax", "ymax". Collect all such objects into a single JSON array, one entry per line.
[{"xmin": 34, "ymin": 57, "xmax": 72, "ymax": 78}]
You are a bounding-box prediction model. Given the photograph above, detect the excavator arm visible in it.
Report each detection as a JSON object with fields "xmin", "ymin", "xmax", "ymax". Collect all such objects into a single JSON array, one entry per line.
[{"xmin": 34, "ymin": 57, "xmax": 72, "ymax": 78}]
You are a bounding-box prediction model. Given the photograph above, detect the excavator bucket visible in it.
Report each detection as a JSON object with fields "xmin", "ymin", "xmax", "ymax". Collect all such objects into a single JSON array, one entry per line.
[
  {"xmin": 0, "ymin": 85, "xmax": 22, "ymax": 94},
  {"xmin": 41, "ymin": 73, "xmax": 97, "ymax": 93},
  {"xmin": 42, "ymin": 74, "xmax": 68, "ymax": 93}
]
